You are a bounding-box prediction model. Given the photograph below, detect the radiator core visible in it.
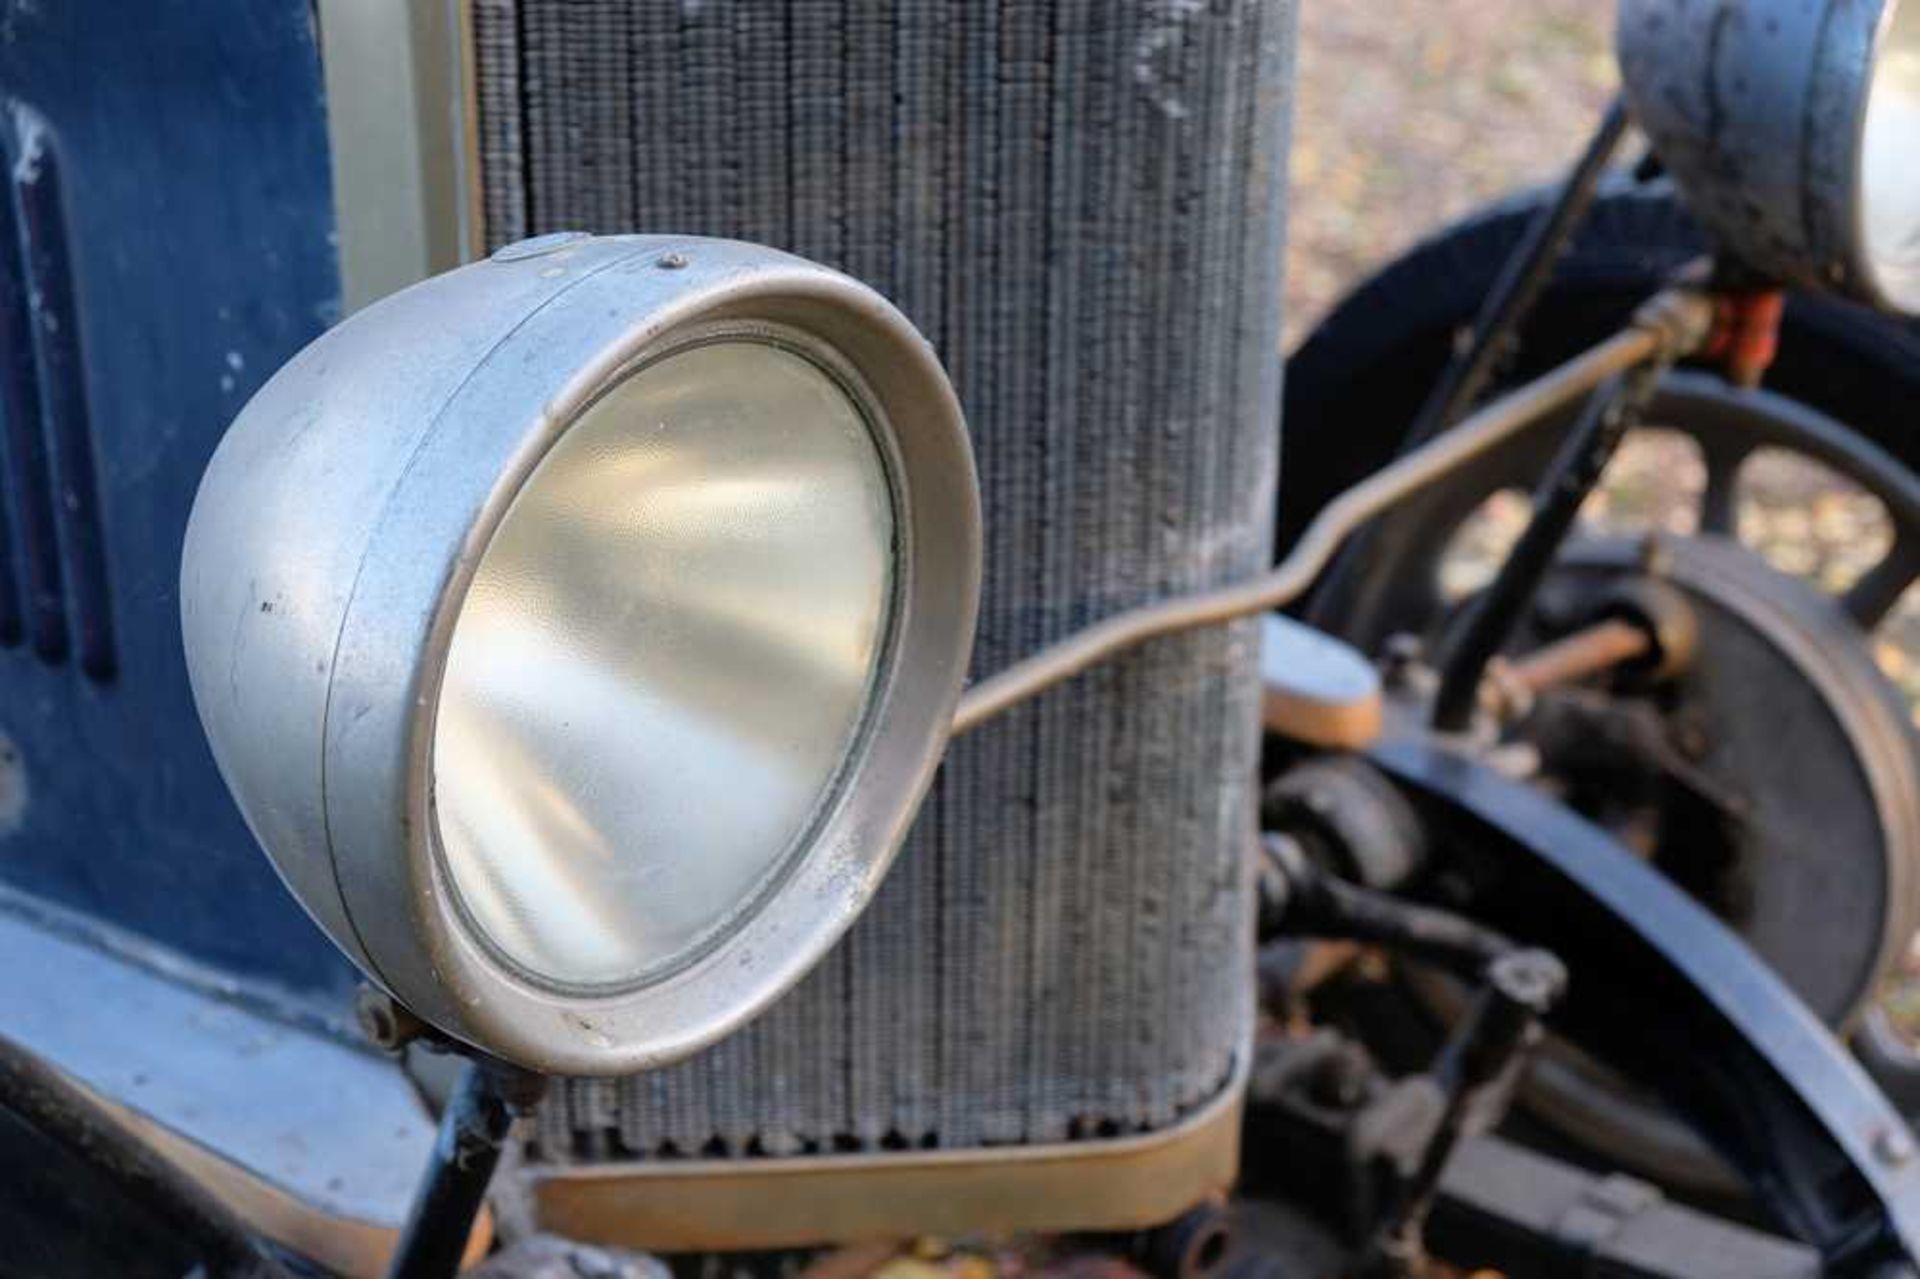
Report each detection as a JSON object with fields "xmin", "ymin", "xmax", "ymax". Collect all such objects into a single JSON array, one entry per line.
[{"xmin": 471, "ymin": 0, "xmax": 1295, "ymax": 1161}]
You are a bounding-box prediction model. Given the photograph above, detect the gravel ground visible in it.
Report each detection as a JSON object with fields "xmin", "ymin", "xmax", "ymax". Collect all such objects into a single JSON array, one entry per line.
[{"xmin": 1283, "ymin": 0, "xmax": 1620, "ymax": 343}]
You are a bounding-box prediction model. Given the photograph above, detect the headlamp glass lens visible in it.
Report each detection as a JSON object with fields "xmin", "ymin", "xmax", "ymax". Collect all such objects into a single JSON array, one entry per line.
[
  {"xmin": 434, "ymin": 339, "xmax": 895, "ymax": 989},
  {"xmin": 1864, "ymin": 0, "xmax": 1920, "ymax": 310}
]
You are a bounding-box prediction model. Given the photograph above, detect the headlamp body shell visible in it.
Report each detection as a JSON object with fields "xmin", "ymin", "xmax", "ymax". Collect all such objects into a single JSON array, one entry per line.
[
  {"xmin": 181, "ymin": 235, "xmax": 981, "ymax": 1075},
  {"xmin": 1618, "ymin": 0, "xmax": 1913, "ymax": 313}
]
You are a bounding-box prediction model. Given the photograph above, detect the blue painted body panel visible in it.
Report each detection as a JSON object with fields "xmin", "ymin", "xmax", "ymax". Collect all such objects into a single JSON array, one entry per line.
[{"xmin": 0, "ymin": 3, "xmax": 354, "ymax": 999}]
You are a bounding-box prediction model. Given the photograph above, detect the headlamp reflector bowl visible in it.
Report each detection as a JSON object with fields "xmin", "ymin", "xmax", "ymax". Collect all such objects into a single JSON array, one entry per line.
[
  {"xmin": 1618, "ymin": 0, "xmax": 1920, "ymax": 314},
  {"xmin": 1863, "ymin": 0, "xmax": 1920, "ymax": 310},
  {"xmin": 436, "ymin": 338, "xmax": 897, "ymax": 992},
  {"xmin": 181, "ymin": 236, "xmax": 981, "ymax": 1074}
]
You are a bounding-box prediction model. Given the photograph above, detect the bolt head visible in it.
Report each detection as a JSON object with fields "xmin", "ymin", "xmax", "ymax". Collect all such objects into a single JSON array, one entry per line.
[{"xmin": 1875, "ymin": 1125, "xmax": 1916, "ymax": 1168}]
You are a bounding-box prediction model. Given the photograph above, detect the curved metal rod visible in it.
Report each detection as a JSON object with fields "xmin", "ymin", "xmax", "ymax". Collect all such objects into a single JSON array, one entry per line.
[{"xmin": 952, "ymin": 300, "xmax": 1710, "ymax": 736}]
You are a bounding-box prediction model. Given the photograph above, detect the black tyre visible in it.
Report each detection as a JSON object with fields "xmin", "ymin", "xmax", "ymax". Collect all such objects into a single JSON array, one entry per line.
[{"xmin": 1279, "ymin": 176, "xmax": 1920, "ymax": 557}]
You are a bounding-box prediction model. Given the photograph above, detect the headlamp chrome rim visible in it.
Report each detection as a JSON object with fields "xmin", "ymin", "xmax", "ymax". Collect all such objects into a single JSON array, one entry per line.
[
  {"xmin": 1617, "ymin": 0, "xmax": 1919, "ymax": 315},
  {"xmin": 363, "ymin": 253, "xmax": 973, "ymax": 1074},
  {"xmin": 182, "ymin": 236, "xmax": 980, "ymax": 1076}
]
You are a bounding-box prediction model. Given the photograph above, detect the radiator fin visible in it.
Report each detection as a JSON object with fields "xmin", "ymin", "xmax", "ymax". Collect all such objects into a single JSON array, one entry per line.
[{"xmin": 473, "ymin": 0, "xmax": 1294, "ymax": 1160}]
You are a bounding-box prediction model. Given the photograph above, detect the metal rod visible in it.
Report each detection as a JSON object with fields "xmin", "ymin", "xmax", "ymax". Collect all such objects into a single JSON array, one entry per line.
[
  {"xmin": 1430, "ymin": 380, "xmax": 1633, "ymax": 730},
  {"xmin": 1258, "ymin": 834, "xmax": 1516, "ymax": 980},
  {"xmin": 1364, "ymin": 950, "xmax": 1568, "ymax": 1278},
  {"xmin": 1506, "ymin": 617, "xmax": 1651, "ymax": 694},
  {"xmin": 951, "ymin": 295, "xmax": 1710, "ymax": 737},
  {"xmin": 1308, "ymin": 99, "xmax": 1632, "ymax": 625},
  {"xmin": 386, "ymin": 1058, "xmax": 548, "ymax": 1279},
  {"xmin": 1403, "ymin": 97, "xmax": 1631, "ymax": 450}
]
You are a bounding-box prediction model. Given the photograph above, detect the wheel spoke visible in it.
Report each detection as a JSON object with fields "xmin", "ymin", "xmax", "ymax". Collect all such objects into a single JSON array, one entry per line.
[
  {"xmin": 1845, "ymin": 536, "xmax": 1920, "ymax": 630},
  {"xmin": 1698, "ymin": 440, "xmax": 1746, "ymax": 537}
]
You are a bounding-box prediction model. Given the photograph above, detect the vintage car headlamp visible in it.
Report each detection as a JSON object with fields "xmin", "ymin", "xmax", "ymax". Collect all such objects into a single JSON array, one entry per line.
[
  {"xmin": 181, "ymin": 235, "xmax": 980, "ymax": 1074},
  {"xmin": 1619, "ymin": 0, "xmax": 1920, "ymax": 314}
]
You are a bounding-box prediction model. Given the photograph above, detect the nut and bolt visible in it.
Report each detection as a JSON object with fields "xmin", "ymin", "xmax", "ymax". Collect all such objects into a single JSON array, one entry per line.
[{"xmin": 355, "ymin": 986, "xmax": 429, "ymax": 1052}]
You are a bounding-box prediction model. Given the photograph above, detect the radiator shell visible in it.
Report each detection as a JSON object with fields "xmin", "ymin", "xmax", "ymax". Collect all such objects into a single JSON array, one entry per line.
[{"xmin": 471, "ymin": 0, "xmax": 1295, "ymax": 1159}]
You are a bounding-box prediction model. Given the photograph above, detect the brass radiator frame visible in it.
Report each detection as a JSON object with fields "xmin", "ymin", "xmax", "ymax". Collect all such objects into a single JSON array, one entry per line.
[
  {"xmin": 315, "ymin": 0, "xmax": 1289, "ymax": 1244},
  {"xmin": 514, "ymin": 1056, "xmax": 1246, "ymax": 1252}
]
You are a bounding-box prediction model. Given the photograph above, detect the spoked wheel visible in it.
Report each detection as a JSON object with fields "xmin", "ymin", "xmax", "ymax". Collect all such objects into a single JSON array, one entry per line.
[
  {"xmin": 1309, "ymin": 373, "xmax": 1920, "ymax": 650},
  {"xmin": 1321, "ymin": 376, "xmax": 1920, "ymax": 1193},
  {"xmin": 1278, "ymin": 184, "xmax": 1920, "ymax": 1196}
]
